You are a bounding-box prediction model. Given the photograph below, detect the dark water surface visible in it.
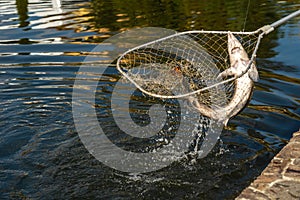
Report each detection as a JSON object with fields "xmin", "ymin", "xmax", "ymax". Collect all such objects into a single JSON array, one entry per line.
[{"xmin": 1, "ymin": 0, "xmax": 300, "ymax": 199}]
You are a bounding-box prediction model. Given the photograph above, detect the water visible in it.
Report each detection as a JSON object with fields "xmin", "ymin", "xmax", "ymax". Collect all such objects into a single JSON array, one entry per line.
[{"xmin": 1, "ymin": 0, "xmax": 300, "ymax": 199}]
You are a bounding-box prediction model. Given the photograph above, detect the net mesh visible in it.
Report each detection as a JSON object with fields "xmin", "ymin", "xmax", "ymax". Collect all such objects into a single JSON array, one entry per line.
[{"xmin": 117, "ymin": 31, "xmax": 260, "ymax": 107}]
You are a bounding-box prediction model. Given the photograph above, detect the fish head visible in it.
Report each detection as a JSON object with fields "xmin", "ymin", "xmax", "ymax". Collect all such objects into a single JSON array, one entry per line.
[
  {"xmin": 227, "ymin": 32, "xmax": 249, "ymax": 66},
  {"xmin": 227, "ymin": 32, "xmax": 259, "ymax": 81}
]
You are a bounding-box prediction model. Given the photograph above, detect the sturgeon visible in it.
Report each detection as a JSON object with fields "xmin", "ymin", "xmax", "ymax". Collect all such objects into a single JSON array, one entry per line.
[{"xmin": 190, "ymin": 32, "xmax": 259, "ymax": 125}]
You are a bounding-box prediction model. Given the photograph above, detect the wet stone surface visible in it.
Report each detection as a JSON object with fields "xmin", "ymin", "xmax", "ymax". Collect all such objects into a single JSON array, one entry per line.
[{"xmin": 236, "ymin": 130, "xmax": 300, "ymax": 200}]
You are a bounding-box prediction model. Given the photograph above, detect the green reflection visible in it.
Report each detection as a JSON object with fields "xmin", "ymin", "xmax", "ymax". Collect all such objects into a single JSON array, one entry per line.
[
  {"xmin": 16, "ymin": 0, "xmax": 29, "ymax": 28},
  {"xmin": 88, "ymin": 0, "xmax": 286, "ymax": 57},
  {"xmin": 89, "ymin": 0, "xmax": 284, "ymax": 31}
]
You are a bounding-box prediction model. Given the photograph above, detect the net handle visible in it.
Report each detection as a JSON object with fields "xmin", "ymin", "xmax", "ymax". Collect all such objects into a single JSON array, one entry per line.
[{"xmin": 259, "ymin": 9, "xmax": 300, "ymax": 34}]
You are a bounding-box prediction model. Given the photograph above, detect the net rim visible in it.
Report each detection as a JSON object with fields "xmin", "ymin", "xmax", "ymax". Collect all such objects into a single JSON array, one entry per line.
[{"xmin": 116, "ymin": 29, "xmax": 264, "ymax": 99}]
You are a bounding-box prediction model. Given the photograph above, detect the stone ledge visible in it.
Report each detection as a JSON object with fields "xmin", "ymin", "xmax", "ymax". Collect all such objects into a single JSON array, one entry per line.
[{"xmin": 236, "ymin": 130, "xmax": 300, "ymax": 200}]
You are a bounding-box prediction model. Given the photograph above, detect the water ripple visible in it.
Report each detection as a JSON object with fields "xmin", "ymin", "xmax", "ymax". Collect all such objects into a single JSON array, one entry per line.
[{"xmin": 0, "ymin": 0, "xmax": 300, "ymax": 199}]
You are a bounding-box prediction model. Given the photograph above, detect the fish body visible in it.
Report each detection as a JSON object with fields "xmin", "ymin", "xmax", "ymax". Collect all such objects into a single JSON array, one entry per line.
[{"xmin": 191, "ymin": 32, "xmax": 259, "ymax": 125}]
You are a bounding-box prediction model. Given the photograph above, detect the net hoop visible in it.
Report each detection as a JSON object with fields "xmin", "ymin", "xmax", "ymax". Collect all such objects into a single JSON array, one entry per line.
[{"xmin": 116, "ymin": 29, "xmax": 264, "ymax": 99}]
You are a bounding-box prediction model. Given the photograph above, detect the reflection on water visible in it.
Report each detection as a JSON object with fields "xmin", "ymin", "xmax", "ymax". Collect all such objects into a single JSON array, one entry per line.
[{"xmin": 0, "ymin": 0, "xmax": 300, "ymax": 199}]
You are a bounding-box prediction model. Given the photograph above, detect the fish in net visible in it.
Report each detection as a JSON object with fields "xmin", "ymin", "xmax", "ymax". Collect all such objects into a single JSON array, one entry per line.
[{"xmin": 116, "ymin": 10, "xmax": 300, "ymax": 125}]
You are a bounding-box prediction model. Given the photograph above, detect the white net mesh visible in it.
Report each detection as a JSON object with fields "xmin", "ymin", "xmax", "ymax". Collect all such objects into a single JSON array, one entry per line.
[
  {"xmin": 115, "ymin": 10, "xmax": 300, "ymax": 124},
  {"xmin": 117, "ymin": 31, "xmax": 260, "ymax": 108}
]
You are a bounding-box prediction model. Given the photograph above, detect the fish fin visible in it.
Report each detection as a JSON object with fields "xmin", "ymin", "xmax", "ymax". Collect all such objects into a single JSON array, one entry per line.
[
  {"xmin": 217, "ymin": 68, "xmax": 234, "ymax": 79},
  {"xmin": 223, "ymin": 118, "xmax": 229, "ymax": 126},
  {"xmin": 249, "ymin": 64, "xmax": 259, "ymax": 82},
  {"xmin": 242, "ymin": 60, "xmax": 259, "ymax": 82},
  {"xmin": 216, "ymin": 110, "xmax": 229, "ymax": 126}
]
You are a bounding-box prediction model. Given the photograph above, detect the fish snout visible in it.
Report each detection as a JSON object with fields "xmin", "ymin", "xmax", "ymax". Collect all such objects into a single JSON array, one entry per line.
[{"xmin": 228, "ymin": 32, "xmax": 242, "ymax": 52}]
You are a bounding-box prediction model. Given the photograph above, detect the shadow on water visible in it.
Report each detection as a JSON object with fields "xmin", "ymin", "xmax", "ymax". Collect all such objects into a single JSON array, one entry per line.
[{"xmin": 0, "ymin": 0, "xmax": 300, "ymax": 199}]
